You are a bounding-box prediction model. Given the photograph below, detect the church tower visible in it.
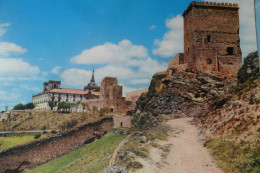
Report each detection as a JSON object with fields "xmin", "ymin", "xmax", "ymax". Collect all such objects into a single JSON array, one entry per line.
[{"xmin": 84, "ymin": 69, "xmax": 100, "ymax": 91}]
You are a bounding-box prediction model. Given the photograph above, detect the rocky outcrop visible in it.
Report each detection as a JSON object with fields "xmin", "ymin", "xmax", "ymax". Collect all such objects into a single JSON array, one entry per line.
[
  {"xmin": 132, "ymin": 71, "xmax": 232, "ymax": 129},
  {"xmin": 237, "ymin": 51, "xmax": 259, "ymax": 83},
  {"xmin": 198, "ymin": 76, "xmax": 260, "ymax": 140}
]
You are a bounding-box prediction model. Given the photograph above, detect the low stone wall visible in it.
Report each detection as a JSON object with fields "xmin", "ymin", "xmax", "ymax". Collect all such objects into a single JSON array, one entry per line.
[
  {"xmin": 0, "ymin": 117, "xmax": 113, "ymax": 173},
  {"xmin": 113, "ymin": 115, "xmax": 133, "ymax": 128}
]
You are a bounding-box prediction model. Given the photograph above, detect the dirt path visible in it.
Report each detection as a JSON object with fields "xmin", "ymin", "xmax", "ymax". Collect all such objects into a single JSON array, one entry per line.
[{"xmin": 136, "ymin": 118, "xmax": 223, "ymax": 173}]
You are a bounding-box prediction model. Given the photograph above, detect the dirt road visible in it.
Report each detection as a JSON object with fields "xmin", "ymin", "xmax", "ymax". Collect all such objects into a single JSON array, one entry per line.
[{"xmin": 136, "ymin": 118, "xmax": 223, "ymax": 173}]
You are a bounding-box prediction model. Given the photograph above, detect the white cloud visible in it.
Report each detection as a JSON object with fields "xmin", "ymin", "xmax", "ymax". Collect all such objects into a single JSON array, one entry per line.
[
  {"xmin": 51, "ymin": 66, "xmax": 62, "ymax": 75},
  {"xmin": 203, "ymin": 0, "xmax": 257, "ymax": 58},
  {"xmin": 60, "ymin": 68, "xmax": 92, "ymax": 87},
  {"xmin": 0, "ymin": 23, "xmax": 10, "ymax": 37},
  {"xmin": 0, "ymin": 58, "xmax": 40, "ymax": 81},
  {"xmin": 19, "ymin": 84, "xmax": 41, "ymax": 92},
  {"xmin": 0, "ymin": 42, "xmax": 27, "ymax": 56},
  {"xmin": 149, "ymin": 25, "xmax": 157, "ymax": 30},
  {"xmin": 0, "ymin": 90, "xmax": 21, "ymax": 101},
  {"xmin": 71, "ymin": 39, "xmax": 148, "ymax": 65},
  {"xmin": 152, "ymin": 15, "xmax": 184, "ymax": 58}
]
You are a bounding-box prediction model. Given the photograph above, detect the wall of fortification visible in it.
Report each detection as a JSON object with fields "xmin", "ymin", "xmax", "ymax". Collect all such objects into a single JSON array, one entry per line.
[
  {"xmin": 113, "ymin": 115, "xmax": 133, "ymax": 128},
  {"xmin": 85, "ymin": 98, "xmax": 132, "ymax": 113},
  {"xmin": 0, "ymin": 117, "xmax": 113, "ymax": 172}
]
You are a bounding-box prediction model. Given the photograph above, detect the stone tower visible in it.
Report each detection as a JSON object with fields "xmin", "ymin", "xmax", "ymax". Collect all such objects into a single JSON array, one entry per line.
[
  {"xmin": 43, "ymin": 80, "xmax": 61, "ymax": 92},
  {"xmin": 168, "ymin": 1, "xmax": 242, "ymax": 78},
  {"xmin": 183, "ymin": 1, "xmax": 242, "ymax": 78}
]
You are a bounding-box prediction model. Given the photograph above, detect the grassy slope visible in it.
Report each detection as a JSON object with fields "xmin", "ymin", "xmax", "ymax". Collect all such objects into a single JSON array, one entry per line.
[
  {"xmin": 0, "ymin": 110, "xmax": 100, "ymax": 131},
  {"xmin": 0, "ymin": 133, "xmax": 48, "ymax": 150},
  {"xmin": 27, "ymin": 133, "xmax": 126, "ymax": 173}
]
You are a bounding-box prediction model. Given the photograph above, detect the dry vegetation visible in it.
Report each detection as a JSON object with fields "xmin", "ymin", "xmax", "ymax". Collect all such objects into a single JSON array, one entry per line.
[{"xmin": 0, "ymin": 110, "xmax": 101, "ymax": 131}]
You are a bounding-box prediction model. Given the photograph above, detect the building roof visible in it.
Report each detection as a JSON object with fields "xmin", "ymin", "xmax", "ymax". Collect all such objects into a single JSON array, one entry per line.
[{"xmin": 48, "ymin": 88, "xmax": 100, "ymax": 96}]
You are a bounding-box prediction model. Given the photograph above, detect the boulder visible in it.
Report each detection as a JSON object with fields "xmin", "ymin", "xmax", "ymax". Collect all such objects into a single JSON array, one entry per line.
[{"xmin": 103, "ymin": 166, "xmax": 128, "ymax": 173}]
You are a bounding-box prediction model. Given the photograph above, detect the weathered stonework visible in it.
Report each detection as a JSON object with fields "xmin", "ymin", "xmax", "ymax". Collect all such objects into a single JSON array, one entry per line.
[
  {"xmin": 237, "ymin": 51, "xmax": 259, "ymax": 83},
  {"xmin": 168, "ymin": 1, "xmax": 242, "ymax": 78}
]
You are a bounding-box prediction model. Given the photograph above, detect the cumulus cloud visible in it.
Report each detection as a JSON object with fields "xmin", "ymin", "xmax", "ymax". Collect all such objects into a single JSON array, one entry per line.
[
  {"xmin": 71, "ymin": 39, "xmax": 148, "ymax": 65},
  {"xmin": 0, "ymin": 58, "xmax": 40, "ymax": 81},
  {"xmin": 61, "ymin": 40, "xmax": 167, "ymax": 89},
  {"xmin": 51, "ymin": 66, "xmax": 62, "ymax": 75},
  {"xmin": 152, "ymin": 15, "xmax": 184, "ymax": 58},
  {"xmin": 0, "ymin": 23, "xmax": 10, "ymax": 36},
  {"xmin": 0, "ymin": 42, "xmax": 27, "ymax": 56},
  {"xmin": 60, "ymin": 68, "xmax": 92, "ymax": 87},
  {"xmin": 203, "ymin": 0, "xmax": 257, "ymax": 57}
]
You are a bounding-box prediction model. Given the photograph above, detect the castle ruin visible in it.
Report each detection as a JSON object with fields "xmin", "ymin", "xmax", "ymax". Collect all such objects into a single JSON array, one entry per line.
[{"xmin": 168, "ymin": 1, "xmax": 242, "ymax": 78}]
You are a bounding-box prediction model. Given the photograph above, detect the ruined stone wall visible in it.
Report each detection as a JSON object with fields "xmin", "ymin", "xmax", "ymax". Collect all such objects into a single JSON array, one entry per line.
[
  {"xmin": 0, "ymin": 117, "xmax": 113, "ymax": 173},
  {"xmin": 85, "ymin": 98, "xmax": 132, "ymax": 113},
  {"xmin": 100, "ymin": 77, "xmax": 122, "ymax": 100},
  {"xmin": 182, "ymin": 1, "xmax": 242, "ymax": 78},
  {"xmin": 113, "ymin": 115, "xmax": 133, "ymax": 128}
]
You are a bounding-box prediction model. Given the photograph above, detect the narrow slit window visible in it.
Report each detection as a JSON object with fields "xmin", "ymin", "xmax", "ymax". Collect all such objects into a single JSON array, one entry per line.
[
  {"xmin": 206, "ymin": 35, "xmax": 211, "ymax": 42},
  {"xmin": 227, "ymin": 47, "xmax": 234, "ymax": 55}
]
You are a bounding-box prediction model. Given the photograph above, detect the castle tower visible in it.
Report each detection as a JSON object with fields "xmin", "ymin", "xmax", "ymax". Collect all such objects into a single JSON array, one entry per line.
[
  {"xmin": 182, "ymin": 1, "xmax": 242, "ymax": 78},
  {"xmin": 43, "ymin": 80, "xmax": 61, "ymax": 92}
]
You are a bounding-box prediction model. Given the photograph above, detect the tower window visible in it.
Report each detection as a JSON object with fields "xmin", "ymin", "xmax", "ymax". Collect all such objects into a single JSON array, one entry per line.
[
  {"xmin": 227, "ymin": 47, "xmax": 234, "ymax": 55},
  {"xmin": 206, "ymin": 58, "xmax": 212, "ymax": 64},
  {"xmin": 188, "ymin": 47, "xmax": 190, "ymax": 55},
  {"xmin": 193, "ymin": 57, "xmax": 196, "ymax": 62},
  {"xmin": 206, "ymin": 35, "xmax": 211, "ymax": 43}
]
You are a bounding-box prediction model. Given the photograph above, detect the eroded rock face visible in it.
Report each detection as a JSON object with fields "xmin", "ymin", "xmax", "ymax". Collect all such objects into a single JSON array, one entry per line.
[
  {"xmin": 237, "ymin": 51, "xmax": 259, "ymax": 83},
  {"xmin": 133, "ymin": 71, "xmax": 231, "ymax": 129},
  {"xmin": 103, "ymin": 166, "xmax": 128, "ymax": 173}
]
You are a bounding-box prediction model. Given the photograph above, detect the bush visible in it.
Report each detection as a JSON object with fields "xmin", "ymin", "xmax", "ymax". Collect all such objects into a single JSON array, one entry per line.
[
  {"xmin": 59, "ymin": 119, "xmax": 78, "ymax": 130},
  {"xmin": 34, "ymin": 134, "xmax": 41, "ymax": 139}
]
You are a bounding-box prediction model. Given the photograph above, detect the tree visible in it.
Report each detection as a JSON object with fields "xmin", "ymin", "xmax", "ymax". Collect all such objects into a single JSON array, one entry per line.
[
  {"xmin": 58, "ymin": 102, "xmax": 66, "ymax": 111},
  {"xmin": 25, "ymin": 102, "xmax": 35, "ymax": 110},
  {"xmin": 13, "ymin": 103, "xmax": 25, "ymax": 110},
  {"xmin": 48, "ymin": 101, "xmax": 56, "ymax": 110}
]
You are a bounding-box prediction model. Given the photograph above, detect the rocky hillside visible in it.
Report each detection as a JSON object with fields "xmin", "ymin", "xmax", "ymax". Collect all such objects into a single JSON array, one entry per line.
[
  {"xmin": 132, "ymin": 71, "xmax": 233, "ymax": 128},
  {"xmin": 132, "ymin": 51, "xmax": 259, "ymax": 172},
  {"xmin": 198, "ymin": 51, "xmax": 259, "ymax": 140}
]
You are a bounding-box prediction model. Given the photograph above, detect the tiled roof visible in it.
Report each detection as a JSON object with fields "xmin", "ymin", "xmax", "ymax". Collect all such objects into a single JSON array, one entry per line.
[{"xmin": 48, "ymin": 88, "xmax": 100, "ymax": 95}]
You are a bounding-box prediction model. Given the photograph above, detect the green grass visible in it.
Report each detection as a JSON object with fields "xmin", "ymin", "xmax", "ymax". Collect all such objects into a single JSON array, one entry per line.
[
  {"xmin": 205, "ymin": 138, "xmax": 260, "ymax": 173},
  {"xmin": 27, "ymin": 133, "xmax": 126, "ymax": 173},
  {"xmin": 0, "ymin": 133, "xmax": 48, "ymax": 150}
]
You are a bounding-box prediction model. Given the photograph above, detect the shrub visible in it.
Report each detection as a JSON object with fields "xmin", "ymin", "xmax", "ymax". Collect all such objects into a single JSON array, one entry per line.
[{"xmin": 34, "ymin": 134, "xmax": 41, "ymax": 139}]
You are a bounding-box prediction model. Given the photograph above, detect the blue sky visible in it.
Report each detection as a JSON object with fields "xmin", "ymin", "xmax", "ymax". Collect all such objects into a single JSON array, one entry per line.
[{"xmin": 0, "ymin": 0, "xmax": 259, "ymax": 111}]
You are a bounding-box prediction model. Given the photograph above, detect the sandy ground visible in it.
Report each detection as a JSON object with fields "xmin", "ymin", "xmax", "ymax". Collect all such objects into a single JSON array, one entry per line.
[{"xmin": 135, "ymin": 118, "xmax": 223, "ymax": 173}]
